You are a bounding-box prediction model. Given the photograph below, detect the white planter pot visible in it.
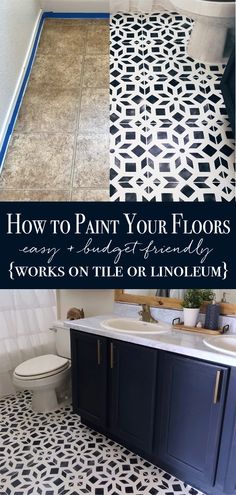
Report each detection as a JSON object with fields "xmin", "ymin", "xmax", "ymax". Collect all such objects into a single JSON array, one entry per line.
[{"xmin": 183, "ymin": 308, "xmax": 200, "ymax": 327}]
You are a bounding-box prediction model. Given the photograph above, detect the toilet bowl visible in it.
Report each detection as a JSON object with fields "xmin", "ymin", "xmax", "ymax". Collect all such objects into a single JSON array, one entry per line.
[
  {"xmin": 169, "ymin": 0, "xmax": 235, "ymax": 63},
  {"xmin": 13, "ymin": 322, "xmax": 71, "ymax": 413}
]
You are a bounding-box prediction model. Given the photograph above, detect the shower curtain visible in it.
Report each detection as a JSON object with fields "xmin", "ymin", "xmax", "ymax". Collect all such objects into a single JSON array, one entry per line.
[
  {"xmin": 110, "ymin": 0, "xmax": 166, "ymax": 12},
  {"xmin": 0, "ymin": 290, "xmax": 56, "ymax": 398}
]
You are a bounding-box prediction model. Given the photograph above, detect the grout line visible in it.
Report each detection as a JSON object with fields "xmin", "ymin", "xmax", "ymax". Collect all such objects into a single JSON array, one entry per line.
[
  {"xmin": 68, "ymin": 26, "xmax": 89, "ymax": 200},
  {"xmin": 11, "ymin": 131, "xmax": 77, "ymax": 135},
  {"xmin": 110, "ymin": 12, "xmax": 154, "ymax": 197},
  {"xmin": 141, "ymin": 13, "xmax": 152, "ymax": 195},
  {"xmin": 11, "ymin": 129, "xmax": 108, "ymax": 136},
  {"xmin": 200, "ymin": 66, "xmax": 235, "ymax": 194},
  {"xmin": 0, "ymin": 187, "xmax": 107, "ymax": 192},
  {"xmin": 69, "ymin": 19, "xmax": 110, "ymax": 200}
]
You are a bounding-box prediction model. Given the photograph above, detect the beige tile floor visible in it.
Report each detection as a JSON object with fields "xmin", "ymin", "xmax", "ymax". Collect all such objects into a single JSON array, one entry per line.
[{"xmin": 0, "ymin": 19, "xmax": 110, "ymax": 201}]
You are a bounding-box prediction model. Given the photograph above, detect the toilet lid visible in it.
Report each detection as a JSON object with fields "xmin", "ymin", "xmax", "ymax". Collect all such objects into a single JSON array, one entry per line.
[{"xmin": 14, "ymin": 354, "xmax": 69, "ymax": 378}]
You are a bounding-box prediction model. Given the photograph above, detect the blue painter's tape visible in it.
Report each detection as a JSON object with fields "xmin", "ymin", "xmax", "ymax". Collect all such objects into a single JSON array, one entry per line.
[
  {"xmin": 0, "ymin": 15, "xmax": 45, "ymax": 169},
  {"xmin": 43, "ymin": 12, "xmax": 110, "ymax": 18},
  {"xmin": 0, "ymin": 11, "xmax": 109, "ymax": 169}
]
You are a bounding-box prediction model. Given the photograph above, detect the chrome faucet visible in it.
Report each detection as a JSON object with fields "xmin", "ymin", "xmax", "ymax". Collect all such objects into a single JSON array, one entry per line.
[{"xmin": 138, "ymin": 304, "xmax": 159, "ymax": 324}]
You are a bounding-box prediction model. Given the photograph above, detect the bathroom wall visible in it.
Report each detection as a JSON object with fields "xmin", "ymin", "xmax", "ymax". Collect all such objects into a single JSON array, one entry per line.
[
  {"xmin": 40, "ymin": 0, "xmax": 109, "ymax": 12},
  {"xmin": 0, "ymin": 0, "xmax": 41, "ymax": 154},
  {"xmin": 215, "ymin": 289, "xmax": 236, "ymax": 304},
  {"xmin": 57, "ymin": 290, "xmax": 115, "ymax": 319},
  {"xmin": 114, "ymin": 303, "xmax": 236, "ymax": 333},
  {"xmin": 58, "ymin": 291, "xmax": 236, "ymax": 329}
]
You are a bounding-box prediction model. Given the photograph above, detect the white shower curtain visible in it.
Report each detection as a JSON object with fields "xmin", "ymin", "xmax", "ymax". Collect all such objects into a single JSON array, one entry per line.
[
  {"xmin": 0, "ymin": 290, "xmax": 56, "ymax": 398},
  {"xmin": 110, "ymin": 0, "xmax": 166, "ymax": 13}
]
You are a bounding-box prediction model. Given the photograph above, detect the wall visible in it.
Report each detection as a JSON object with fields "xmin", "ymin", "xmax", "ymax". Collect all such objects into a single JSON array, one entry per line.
[
  {"xmin": 0, "ymin": 0, "xmax": 41, "ymax": 154},
  {"xmin": 215, "ymin": 289, "xmax": 236, "ymax": 305},
  {"xmin": 40, "ymin": 0, "xmax": 109, "ymax": 12},
  {"xmin": 114, "ymin": 302, "xmax": 236, "ymax": 333},
  {"xmin": 57, "ymin": 290, "xmax": 115, "ymax": 319}
]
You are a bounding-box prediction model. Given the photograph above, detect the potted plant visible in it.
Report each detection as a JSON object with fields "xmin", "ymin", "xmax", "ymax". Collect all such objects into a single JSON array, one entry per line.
[
  {"xmin": 182, "ymin": 289, "xmax": 214, "ymax": 327},
  {"xmin": 201, "ymin": 289, "xmax": 215, "ymax": 304}
]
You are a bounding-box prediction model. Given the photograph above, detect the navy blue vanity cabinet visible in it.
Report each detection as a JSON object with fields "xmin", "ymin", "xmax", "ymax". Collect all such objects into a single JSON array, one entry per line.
[
  {"xmin": 154, "ymin": 352, "xmax": 229, "ymax": 492},
  {"xmin": 214, "ymin": 367, "xmax": 236, "ymax": 495},
  {"xmin": 70, "ymin": 329, "xmax": 235, "ymax": 495},
  {"xmin": 70, "ymin": 330, "xmax": 108, "ymax": 427},
  {"xmin": 71, "ymin": 330, "xmax": 158, "ymax": 455},
  {"xmin": 109, "ymin": 340, "xmax": 158, "ymax": 453}
]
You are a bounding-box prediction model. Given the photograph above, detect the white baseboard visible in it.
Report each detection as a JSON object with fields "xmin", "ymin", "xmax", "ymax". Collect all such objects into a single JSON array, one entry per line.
[
  {"xmin": 40, "ymin": 1, "xmax": 109, "ymax": 12},
  {"xmin": 0, "ymin": 9, "xmax": 43, "ymax": 164}
]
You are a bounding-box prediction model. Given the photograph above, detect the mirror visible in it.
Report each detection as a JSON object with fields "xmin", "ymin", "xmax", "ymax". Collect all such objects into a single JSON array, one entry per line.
[
  {"xmin": 124, "ymin": 289, "xmax": 187, "ymax": 298},
  {"xmin": 115, "ymin": 290, "xmax": 236, "ymax": 315}
]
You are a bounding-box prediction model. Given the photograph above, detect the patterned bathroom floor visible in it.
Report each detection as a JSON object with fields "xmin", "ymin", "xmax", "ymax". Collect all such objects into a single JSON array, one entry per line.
[
  {"xmin": 0, "ymin": 392, "xmax": 205, "ymax": 495},
  {"xmin": 110, "ymin": 12, "xmax": 235, "ymax": 201}
]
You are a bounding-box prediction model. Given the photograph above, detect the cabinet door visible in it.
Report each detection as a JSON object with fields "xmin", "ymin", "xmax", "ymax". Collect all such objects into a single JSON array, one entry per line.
[
  {"xmin": 110, "ymin": 340, "xmax": 158, "ymax": 453},
  {"xmin": 155, "ymin": 352, "xmax": 228, "ymax": 489},
  {"xmin": 215, "ymin": 367, "xmax": 236, "ymax": 495},
  {"xmin": 70, "ymin": 330, "xmax": 108, "ymax": 427}
]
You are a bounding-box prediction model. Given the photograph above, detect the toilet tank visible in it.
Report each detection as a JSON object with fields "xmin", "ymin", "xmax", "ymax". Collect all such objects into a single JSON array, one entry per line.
[{"xmin": 52, "ymin": 321, "xmax": 71, "ymax": 359}]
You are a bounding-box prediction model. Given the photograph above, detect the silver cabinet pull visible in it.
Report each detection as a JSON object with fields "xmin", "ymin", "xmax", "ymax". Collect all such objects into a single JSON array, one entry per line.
[
  {"xmin": 213, "ymin": 370, "xmax": 221, "ymax": 404},
  {"xmin": 97, "ymin": 339, "xmax": 101, "ymax": 365}
]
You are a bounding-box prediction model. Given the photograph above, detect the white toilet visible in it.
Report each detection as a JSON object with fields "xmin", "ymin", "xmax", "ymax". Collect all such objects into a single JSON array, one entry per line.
[
  {"xmin": 13, "ymin": 322, "xmax": 71, "ymax": 413},
  {"xmin": 169, "ymin": 0, "xmax": 235, "ymax": 63}
]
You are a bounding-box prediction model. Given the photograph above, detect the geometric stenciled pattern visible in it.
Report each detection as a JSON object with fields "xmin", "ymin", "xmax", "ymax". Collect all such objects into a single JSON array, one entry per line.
[
  {"xmin": 0, "ymin": 392, "xmax": 205, "ymax": 495},
  {"xmin": 110, "ymin": 12, "xmax": 235, "ymax": 201}
]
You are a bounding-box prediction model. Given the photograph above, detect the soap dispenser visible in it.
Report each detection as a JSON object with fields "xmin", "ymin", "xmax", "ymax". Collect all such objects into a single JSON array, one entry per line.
[{"xmin": 205, "ymin": 295, "xmax": 220, "ymax": 331}]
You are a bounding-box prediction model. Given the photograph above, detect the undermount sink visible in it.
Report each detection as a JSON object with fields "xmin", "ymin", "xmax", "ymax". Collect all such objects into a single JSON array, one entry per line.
[
  {"xmin": 101, "ymin": 318, "xmax": 170, "ymax": 334},
  {"xmin": 203, "ymin": 335, "xmax": 236, "ymax": 357}
]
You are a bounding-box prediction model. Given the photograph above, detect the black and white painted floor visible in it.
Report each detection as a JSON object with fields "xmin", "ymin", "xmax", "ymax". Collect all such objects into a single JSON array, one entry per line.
[
  {"xmin": 110, "ymin": 12, "xmax": 235, "ymax": 201},
  {"xmin": 0, "ymin": 392, "xmax": 204, "ymax": 495}
]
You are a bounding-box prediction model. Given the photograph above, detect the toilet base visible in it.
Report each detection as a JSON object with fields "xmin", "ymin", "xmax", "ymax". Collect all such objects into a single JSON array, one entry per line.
[
  {"xmin": 13, "ymin": 362, "xmax": 71, "ymax": 413},
  {"xmin": 31, "ymin": 388, "xmax": 59, "ymax": 412},
  {"xmin": 187, "ymin": 20, "xmax": 228, "ymax": 64}
]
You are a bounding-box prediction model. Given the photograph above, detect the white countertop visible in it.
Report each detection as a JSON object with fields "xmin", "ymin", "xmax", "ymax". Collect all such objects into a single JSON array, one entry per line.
[{"xmin": 65, "ymin": 315, "xmax": 236, "ymax": 367}]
